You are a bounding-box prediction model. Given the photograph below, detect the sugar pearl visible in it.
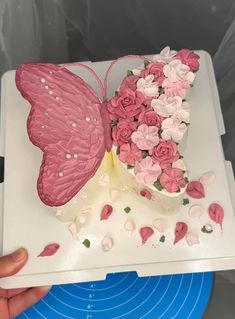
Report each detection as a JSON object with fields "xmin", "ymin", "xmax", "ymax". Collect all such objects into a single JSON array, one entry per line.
[
  {"xmin": 41, "ymin": 125, "xmax": 45, "ymax": 129},
  {"xmin": 86, "ymin": 117, "xmax": 91, "ymax": 122},
  {"xmin": 72, "ymin": 123, "xmax": 76, "ymax": 127},
  {"xmin": 74, "ymin": 154, "xmax": 78, "ymax": 158},
  {"xmin": 205, "ymin": 224, "xmax": 213, "ymax": 232},
  {"xmin": 49, "ymin": 91, "xmax": 53, "ymax": 95},
  {"xmin": 56, "ymin": 96, "xmax": 59, "ymax": 100},
  {"xmin": 45, "ymin": 86, "xmax": 49, "ymax": 89},
  {"xmin": 58, "ymin": 172, "xmax": 63, "ymax": 177},
  {"xmin": 41, "ymin": 78, "xmax": 46, "ymax": 83},
  {"xmin": 66, "ymin": 154, "xmax": 71, "ymax": 159}
]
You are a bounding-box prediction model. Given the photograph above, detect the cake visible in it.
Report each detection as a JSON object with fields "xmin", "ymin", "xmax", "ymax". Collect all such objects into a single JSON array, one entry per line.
[{"xmin": 15, "ymin": 47, "xmax": 200, "ymax": 222}]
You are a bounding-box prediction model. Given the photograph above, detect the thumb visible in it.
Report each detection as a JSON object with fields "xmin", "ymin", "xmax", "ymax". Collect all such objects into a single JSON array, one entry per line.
[{"xmin": 0, "ymin": 248, "xmax": 28, "ymax": 278}]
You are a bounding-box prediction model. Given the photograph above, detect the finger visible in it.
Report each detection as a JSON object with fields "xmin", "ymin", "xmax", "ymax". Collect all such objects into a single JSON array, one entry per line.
[
  {"xmin": 0, "ymin": 287, "xmax": 28, "ymax": 298},
  {"xmin": 0, "ymin": 248, "xmax": 28, "ymax": 278},
  {"xmin": 8, "ymin": 286, "xmax": 51, "ymax": 317}
]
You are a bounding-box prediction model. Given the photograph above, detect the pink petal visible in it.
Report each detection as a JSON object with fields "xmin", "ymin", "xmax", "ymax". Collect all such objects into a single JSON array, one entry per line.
[
  {"xmin": 38, "ymin": 243, "xmax": 60, "ymax": 257},
  {"xmin": 140, "ymin": 227, "xmax": 154, "ymax": 244},
  {"xmin": 186, "ymin": 181, "xmax": 205, "ymax": 199},
  {"xmin": 208, "ymin": 203, "xmax": 224, "ymax": 230},
  {"xmin": 140, "ymin": 189, "xmax": 152, "ymax": 200},
  {"xmin": 100, "ymin": 204, "xmax": 113, "ymax": 220},
  {"xmin": 174, "ymin": 222, "xmax": 188, "ymax": 245}
]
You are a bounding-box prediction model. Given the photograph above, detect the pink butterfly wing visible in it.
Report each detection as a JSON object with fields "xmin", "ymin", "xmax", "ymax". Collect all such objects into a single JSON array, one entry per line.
[{"xmin": 16, "ymin": 63, "xmax": 106, "ymax": 206}]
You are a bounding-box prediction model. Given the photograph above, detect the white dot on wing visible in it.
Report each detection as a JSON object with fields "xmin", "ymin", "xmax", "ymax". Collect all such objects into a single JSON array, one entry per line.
[
  {"xmin": 49, "ymin": 90, "xmax": 53, "ymax": 94},
  {"xmin": 86, "ymin": 117, "xmax": 91, "ymax": 122},
  {"xmin": 74, "ymin": 154, "xmax": 78, "ymax": 158},
  {"xmin": 58, "ymin": 172, "xmax": 63, "ymax": 177},
  {"xmin": 41, "ymin": 78, "xmax": 46, "ymax": 83},
  {"xmin": 72, "ymin": 123, "xmax": 76, "ymax": 127}
]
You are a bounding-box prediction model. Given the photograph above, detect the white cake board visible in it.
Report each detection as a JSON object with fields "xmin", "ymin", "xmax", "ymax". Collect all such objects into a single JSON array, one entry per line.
[{"xmin": 1, "ymin": 51, "xmax": 235, "ymax": 289}]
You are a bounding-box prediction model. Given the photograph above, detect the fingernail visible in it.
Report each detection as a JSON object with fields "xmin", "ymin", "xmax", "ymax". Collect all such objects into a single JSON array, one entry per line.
[
  {"xmin": 40, "ymin": 285, "xmax": 52, "ymax": 292},
  {"xmin": 11, "ymin": 248, "xmax": 27, "ymax": 262}
]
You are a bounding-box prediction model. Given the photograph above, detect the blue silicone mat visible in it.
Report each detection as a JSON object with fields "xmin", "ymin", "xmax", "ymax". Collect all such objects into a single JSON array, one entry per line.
[{"xmin": 17, "ymin": 272, "xmax": 213, "ymax": 319}]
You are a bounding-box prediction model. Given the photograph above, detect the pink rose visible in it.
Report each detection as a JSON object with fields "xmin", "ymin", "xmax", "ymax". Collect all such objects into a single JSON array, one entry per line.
[
  {"xmin": 120, "ymin": 75, "xmax": 139, "ymax": 91},
  {"xmin": 131, "ymin": 124, "xmax": 159, "ymax": 150},
  {"xmin": 119, "ymin": 143, "xmax": 142, "ymax": 166},
  {"xmin": 141, "ymin": 62, "xmax": 165, "ymax": 85},
  {"xmin": 134, "ymin": 156, "xmax": 162, "ymax": 185},
  {"xmin": 107, "ymin": 88, "xmax": 145, "ymax": 119},
  {"xmin": 149, "ymin": 140, "xmax": 180, "ymax": 168},
  {"xmin": 176, "ymin": 49, "xmax": 200, "ymax": 71},
  {"xmin": 138, "ymin": 108, "xmax": 163, "ymax": 128},
  {"xmin": 112, "ymin": 120, "xmax": 137, "ymax": 146},
  {"xmin": 162, "ymin": 79, "xmax": 190, "ymax": 98},
  {"xmin": 160, "ymin": 168, "xmax": 186, "ymax": 193}
]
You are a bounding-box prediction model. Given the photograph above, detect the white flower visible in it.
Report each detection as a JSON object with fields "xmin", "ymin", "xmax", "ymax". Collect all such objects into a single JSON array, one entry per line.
[
  {"xmin": 172, "ymin": 159, "xmax": 186, "ymax": 170},
  {"xmin": 152, "ymin": 46, "xmax": 177, "ymax": 63},
  {"xmin": 171, "ymin": 101, "xmax": 190, "ymax": 123},
  {"xmin": 163, "ymin": 60, "xmax": 195, "ymax": 83},
  {"xmin": 161, "ymin": 118, "xmax": 187, "ymax": 142},
  {"xmin": 137, "ymin": 75, "xmax": 159, "ymax": 98},
  {"xmin": 151, "ymin": 94, "xmax": 182, "ymax": 117}
]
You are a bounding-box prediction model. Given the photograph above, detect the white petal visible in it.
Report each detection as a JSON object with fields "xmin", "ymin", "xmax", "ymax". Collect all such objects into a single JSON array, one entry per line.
[
  {"xmin": 188, "ymin": 205, "xmax": 204, "ymax": 219},
  {"xmin": 186, "ymin": 232, "xmax": 199, "ymax": 246},
  {"xmin": 199, "ymin": 171, "xmax": 216, "ymax": 185}
]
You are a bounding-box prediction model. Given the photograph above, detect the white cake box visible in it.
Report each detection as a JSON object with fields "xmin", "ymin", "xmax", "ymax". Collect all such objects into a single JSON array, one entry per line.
[{"xmin": 1, "ymin": 51, "xmax": 235, "ymax": 289}]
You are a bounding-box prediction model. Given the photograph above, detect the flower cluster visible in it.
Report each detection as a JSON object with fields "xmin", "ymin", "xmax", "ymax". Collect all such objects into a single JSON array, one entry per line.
[{"xmin": 108, "ymin": 47, "xmax": 200, "ymax": 193}]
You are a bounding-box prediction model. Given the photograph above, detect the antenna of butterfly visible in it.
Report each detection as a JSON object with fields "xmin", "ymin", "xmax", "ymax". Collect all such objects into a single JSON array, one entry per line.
[
  {"xmin": 103, "ymin": 54, "xmax": 148, "ymax": 100},
  {"xmin": 66, "ymin": 62, "xmax": 106, "ymax": 100}
]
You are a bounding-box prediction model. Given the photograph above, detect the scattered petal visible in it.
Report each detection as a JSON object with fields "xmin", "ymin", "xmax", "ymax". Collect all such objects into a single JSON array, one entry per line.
[
  {"xmin": 109, "ymin": 188, "xmax": 122, "ymax": 202},
  {"xmin": 188, "ymin": 205, "xmax": 204, "ymax": 219},
  {"xmin": 186, "ymin": 181, "xmax": 205, "ymax": 199},
  {"xmin": 83, "ymin": 239, "xmax": 91, "ymax": 248},
  {"xmin": 100, "ymin": 204, "xmax": 113, "ymax": 220},
  {"xmin": 152, "ymin": 218, "xmax": 168, "ymax": 233},
  {"xmin": 199, "ymin": 171, "xmax": 216, "ymax": 185},
  {"xmin": 174, "ymin": 222, "xmax": 188, "ymax": 244},
  {"xmin": 98, "ymin": 173, "xmax": 110, "ymax": 186},
  {"xmin": 38, "ymin": 243, "xmax": 60, "ymax": 257},
  {"xmin": 80, "ymin": 205, "xmax": 92, "ymax": 214},
  {"xmin": 101, "ymin": 236, "xmax": 113, "ymax": 252},
  {"xmin": 124, "ymin": 219, "xmax": 136, "ymax": 232},
  {"xmin": 140, "ymin": 189, "xmax": 152, "ymax": 200},
  {"xmin": 140, "ymin": 227, "xmax": 154, "ymax": 244},
  {"xmin": 186, "ymin": 232, "xmax": 199, "ymax": 246},
  {"xmin": 208, "ymin": 203, "xmax": 224, "ymax": 230},
  {"xmin": 68, "ymin": 222, "xmax": 79, "ymax": 237}
]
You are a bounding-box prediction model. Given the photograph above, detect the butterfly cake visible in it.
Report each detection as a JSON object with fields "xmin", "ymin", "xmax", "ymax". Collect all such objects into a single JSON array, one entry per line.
[{"xmin": 15, "ymin": 47, "xmax": 200, "ymax": 222}]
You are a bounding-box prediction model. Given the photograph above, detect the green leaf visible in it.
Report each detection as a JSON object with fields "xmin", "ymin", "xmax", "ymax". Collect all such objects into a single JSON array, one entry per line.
[
  {"xmin": 83, "ymin": 239, "xmax": 91, "ymax": 248},
  {"xmin": 127, "ymin": 70, "xmax": 133, "ymax": 76},
  {"xmin": 183, "ymin": 198, "xmax": 189, "ymax": 206},
  {"xmin": 127, "ymin": 165, "xmax": 134, "ymax": 169},
  {"xmin": 179, "ymin": 155, "xmax": 184, "ymax": 159},
  {"xmin": 124, "ymin": 206, "xmax": 131, "ymax": 213},
  {"xmin": 144, "ymin": 59, "xmax": 150, "ymax": 68},
  {"xmin": 160, "ymin": 235, "xmax": 165, "ymax": 243},
  {"xmin": 201, "ymin": 226, "xmax": 213, "ymax": 234},
  {"xmin": 116, "ymin": 146, "xmax": 120, "ymax": 155},
  {"xmin": 110, "ymin": 120, "xmax": 118, "ymax": 128},
  {"xmin": 142, "ymin": 150, "xmax": 149, "ymax": 158},
  {"xmin": 184, "ymin": 177, "xmax": 189, "ymax": 183},
  {"xmin": 115, "ymin": 90, "xmax": 119, "ymax": 96},
  {"xmin": 176, "ymin": 188, "xmax": 181, "ymax": 193},
  {"xmin": 159, "ymin": 87, "xmax": 165, "ymax": 95},
  {"xmin": 153, "ymin": 179, "xmax": 163, "ymax": 191}
]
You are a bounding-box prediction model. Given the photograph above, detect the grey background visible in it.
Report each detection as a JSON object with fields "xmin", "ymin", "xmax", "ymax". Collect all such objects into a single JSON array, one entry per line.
[{"xmin": 1, "ymin": 1, "xmax": 235, "ymax": 318}]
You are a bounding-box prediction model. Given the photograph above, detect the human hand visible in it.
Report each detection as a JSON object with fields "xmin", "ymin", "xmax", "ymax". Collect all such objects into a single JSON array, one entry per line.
[{"xmin": 0, "ymin": 248, "xmax": 51, "ymax": 319}]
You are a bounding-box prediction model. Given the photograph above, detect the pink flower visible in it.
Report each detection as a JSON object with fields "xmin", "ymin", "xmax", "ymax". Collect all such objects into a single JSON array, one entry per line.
[
  {"xmin": 160, "ymin": 168, "xmax": 186, "ymax": 192},
  {"xmin": 120, "ymin": 75, "xmax": 140, "ymax": 91},
  {"xmin": 138, "ymin": 108, "xmax": 163, "ymax": 128},
  {"xmin": 107, "ymin": 88, "xmax": 145, "ymax": 119},
  {"xmin": 119, "ymin": 143, "xmax": 142, "ymax": 166},
  {"xmin": 176, "ymin": 49, "xmax": 200, "ymax": 71},
  {"xmin": 141, "ymin": 62, "xmax": 165, "ymax": 85},
  {"xmin": 131, "ymin": 124, "xmax": 159, "ymax": 150},
  {"xmin": 149, "ymin": 140, "xmax": 180, "ymax": 168},
  {"xmin": 134, "ymin": 156, "xmax": 162, "ymax": 185},
  {"xmin": 112, "ymin": 120, "xmax": 137, "ymax": 146},
  {"xmin": 162, "ymin": 79, "xmax": 190, "ymax": 98}
]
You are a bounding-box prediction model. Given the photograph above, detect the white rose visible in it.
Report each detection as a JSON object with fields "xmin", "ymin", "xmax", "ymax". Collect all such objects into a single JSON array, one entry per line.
[
  {"xmin": 163, "ymin": 60, "xmax": 195, "ymax": 83},
  {"xmin": 161, "ymin": 118, "xmax": 187, "ymax": 142},
  {"xmin": 151, "ymin": 94, "xmax": 182, "ymax": 117},
  {"xmin": 152, "ymin": 46, "xmax": 177, "ymax": 63},
  {"xmin": 137, "ymin": 75, "xmax": 159, "ymax": 98}
]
